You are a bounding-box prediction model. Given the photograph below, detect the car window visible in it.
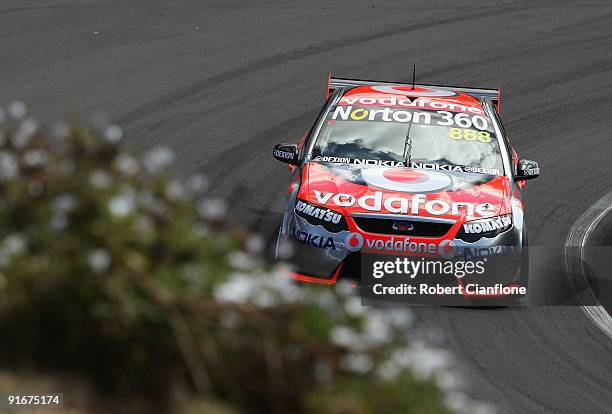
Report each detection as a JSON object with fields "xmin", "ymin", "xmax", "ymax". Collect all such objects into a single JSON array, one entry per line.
[{"xmin": 312, "ymin": 104, "xmax": 504, "ymax": 175}]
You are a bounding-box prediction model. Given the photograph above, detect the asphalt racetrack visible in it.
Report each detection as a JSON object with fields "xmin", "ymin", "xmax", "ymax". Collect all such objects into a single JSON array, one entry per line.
[{"xmin": 1, "ymin": 1, "xmax": 612, "ymax": 412}]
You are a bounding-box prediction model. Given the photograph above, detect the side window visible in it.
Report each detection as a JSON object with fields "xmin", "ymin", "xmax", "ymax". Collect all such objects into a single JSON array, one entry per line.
[
  {"xmin": 490, "ymin": 107, "xmax": 516, "ymax": 175},
  {"xmin": 304, "ymin": 92, "xmax": 338, "ymax": 160}
]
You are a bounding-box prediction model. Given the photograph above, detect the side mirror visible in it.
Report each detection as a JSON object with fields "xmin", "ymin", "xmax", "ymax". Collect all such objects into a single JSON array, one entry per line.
[
  {"xmin": 515, "ymin": 159, "xmax": 540, "ymax": 181},
  {"xmin": 273, "ymin": 144, "xmax": 299, "ymax": 165}
]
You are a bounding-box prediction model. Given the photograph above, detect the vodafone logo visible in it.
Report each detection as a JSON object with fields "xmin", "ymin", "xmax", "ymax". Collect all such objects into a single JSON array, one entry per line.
[
  {"xmin": 344, "ymin": 232, "xmax": 364, "ymax": 252},
  {"xmin": 438, "ymin": 239, "xmax": 457, "ymax": 259},
  {"xmin": 370, "ymin": 85, "xmax": 457, "ymax": 98},
  {"xmin": 361, "ymin": 167, "xmax": 452, "ymax": 193}
]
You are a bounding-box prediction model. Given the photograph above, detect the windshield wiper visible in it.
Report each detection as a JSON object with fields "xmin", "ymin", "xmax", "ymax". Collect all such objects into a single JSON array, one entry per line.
[{"xmin": 402, "ymin": 119, "xmax": 414, "ymax": 166}]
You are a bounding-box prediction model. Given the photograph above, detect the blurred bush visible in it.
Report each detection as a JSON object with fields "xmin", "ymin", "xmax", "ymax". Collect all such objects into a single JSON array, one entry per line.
[{"xmin": 0, "ymin": 103, "xmax": 489, "ymax": 414}]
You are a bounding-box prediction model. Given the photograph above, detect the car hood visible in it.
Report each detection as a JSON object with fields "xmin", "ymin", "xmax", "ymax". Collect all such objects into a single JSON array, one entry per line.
[{"xmin": 299, "ymin": 161, "xmax": 511, "ymax": 221}]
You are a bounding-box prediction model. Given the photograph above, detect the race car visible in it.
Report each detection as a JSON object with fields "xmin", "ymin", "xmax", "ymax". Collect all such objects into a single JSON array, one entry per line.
[{"xmin": 272, "ymin": 76, "xmax": 539, "ymax": 295}]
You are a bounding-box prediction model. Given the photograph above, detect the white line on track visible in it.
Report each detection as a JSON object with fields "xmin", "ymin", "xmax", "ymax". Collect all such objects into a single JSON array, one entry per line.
[{"xmin": 565, "ymin": 190, "xmax": 612, "ymax": 340}]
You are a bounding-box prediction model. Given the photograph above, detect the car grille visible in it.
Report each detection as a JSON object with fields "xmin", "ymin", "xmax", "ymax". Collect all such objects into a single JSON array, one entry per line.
[{"xmin": 353, "ymin": 216, "xmax": 453, "ymax": 237}]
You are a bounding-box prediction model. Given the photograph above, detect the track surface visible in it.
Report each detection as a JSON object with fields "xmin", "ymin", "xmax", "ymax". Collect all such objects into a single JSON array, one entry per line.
[{"xmin": 2, "ymin": 1, "xmax": 612, "ymax": 412}]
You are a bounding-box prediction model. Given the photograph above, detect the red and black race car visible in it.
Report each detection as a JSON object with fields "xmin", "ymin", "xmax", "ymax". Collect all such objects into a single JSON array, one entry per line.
[{"xmin": 273, "ymin": 77, "xmax": 539, "ymax": 295}]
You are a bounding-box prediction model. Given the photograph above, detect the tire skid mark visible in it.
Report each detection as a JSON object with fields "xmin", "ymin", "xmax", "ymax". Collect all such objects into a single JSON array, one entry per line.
[
  {"xmin": 115, "ymin": 3, "xmax": 541, "ymax": 126},
  {"xmin": 565, "ymin": 190, "xmax": 612, "ymax": 340}
]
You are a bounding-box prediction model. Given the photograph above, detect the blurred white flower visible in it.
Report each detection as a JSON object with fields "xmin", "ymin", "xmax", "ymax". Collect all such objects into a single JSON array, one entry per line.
[
  {"xmin": 376, "ymin": 359, "xmax": 402, "ymax": 381},
  {"xmin": 52, "ymin": 193, "xmax": 77, "ymax": 213},
  {"xmin": 165, "ymin": 180, "xmax": 185, "ymax": 201},
  {"xmin": 89, "ymin": 170, "xmax": 112, "ymax": 189},
  {"xmin": 343, "ymin": 296, "xmax": 363, "ymax": 316},
  {"xmin": 0, "ymin": 151, "xmax": 18, "ymax": 181},
  {"xmin": 115, "ymin": 153, "xmax": 139, "ymax": 176},
  {"xmin": 143, "ymin": 146, "xmax": 175, "ymax": 174},
  {"xmin": 21, "ymin": 118, "xmax": 39, "ymax": 136},
  {"xmin": 50, "ymin": 212, "xmax": 68, "ymax": 230},
  {"xmin": 103, "ymin": 125, "xmax": 123, "ymax": 143},
  {"xmin": 267, "ymin": 268, "xmax": 303, "ymax": 302},
  {"xmin": 469, "ymin": 402, "xmax": 497, "ymax": 414},
  {"xmin": 1, "ymin": 234, "xmax": 26, "ymax": 256},
  {"xmin": 138, "ymin": 191, "xmax": 167, "ymax": 216},
  {"xmin": 227, "ymin": 251, "xmax": 256, "ymax": 270},
  {"xmin": 8, "ymin": 101, "xmax": 26, "ymax": 119},
  {"xmin": 198, "ymin": 198, "xmax": 226, "ymax": 221},
  {"xmin": 334, "ymin": 279, "xmax": 355, "ymax": 297},
  {"xmin": 214, "ymin": 273, "xmax": 258, "ymax": 303},
  {"xmin": 108, "ymin": 189, "xmax": 135, "ymax": 217},
  {"xmin": 341, "ymin": 352, "xmax": 373, "ymax": 374},
  {"xmin": 253, "ymin": 290, "xmax": 276, "ymax": 307},
  {"xmin": 435, "ymin": 371, "xmax": 460, "ymax": 392},
  {"xmin": 363, "ymin": 311, "xmax": 392, "ymax": 346},
  {"xmin": 314, "ymin": 290, "xmax": 337, "ymax": 312},
  {"xmin": 275, "ymin": 238, "xmax": 294, "ymax": 260},
  {"xmin": 244, "ymin": 234, "xmax": 265, "ymax": 255},
  {"xmin": 412, "ymin": 347, "xmax": 451, "ymax": 380},
  {"xmin": 444, "ymin": 391, "xmax": 469, "ymax": 413},
  {"xmin": 23, "ymin": 149, "xmax": 47, "ymax": 167},
  {"xmin": 385, "ymin": 307, "xmax": 413, "ymax": 329},
  {"xmin": 11, "ymin": 119, "xmax": 39, "ymax": 149},
  {"xmin": 330, "ymin": 325, "xmax": 360, "ymax": 348},
  {"xmin": 87, "ymin": 248, "xmax": 111, "ymax": 274},
  {"xmin": 11, "ymin": 131, "xmax": 31, "ymax": 149},
  {"xmin": 185, "ymin": 174, "xmax": 208, "ymax": 194}
]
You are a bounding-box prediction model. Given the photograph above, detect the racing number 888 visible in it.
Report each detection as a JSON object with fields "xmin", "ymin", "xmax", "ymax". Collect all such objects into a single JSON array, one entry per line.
[{"xmin": 449, "ymin": 128, "xmax": 491, "ymax": 143}]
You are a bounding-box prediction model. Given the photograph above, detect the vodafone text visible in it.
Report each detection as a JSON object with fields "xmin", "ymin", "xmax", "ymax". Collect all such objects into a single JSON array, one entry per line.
[
  {"xmin": 313, "ymin": 190, "xmax": 495, "ymax": 218},
  {"xmin": 339, "ymin": 96, "xmax": 484, "ymax": 115}
]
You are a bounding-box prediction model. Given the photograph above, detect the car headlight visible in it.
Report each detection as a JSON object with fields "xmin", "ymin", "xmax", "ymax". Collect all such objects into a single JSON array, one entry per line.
[
  {"xmin": 294, "ymin": 199, "xmax": 348, "ymax": 233},
  {"xmin": 456, "ymin": 214, "xmax": 513, "ymax": 242}
]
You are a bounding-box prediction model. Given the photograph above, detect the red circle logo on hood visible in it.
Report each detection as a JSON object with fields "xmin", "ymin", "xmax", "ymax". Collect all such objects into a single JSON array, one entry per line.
[
  {"xmin": 344, "ymin": 232, "xmax": 364, "ymax": 252},
  {"xmin": 361, "ymin": 167, "xmax": 452, "ymax": 193}
]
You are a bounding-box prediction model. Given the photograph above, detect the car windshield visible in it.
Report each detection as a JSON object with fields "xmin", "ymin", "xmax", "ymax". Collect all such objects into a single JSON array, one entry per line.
[{"xmin": 311, "ymin": 104, "xmax": 504, "ymax": 175}]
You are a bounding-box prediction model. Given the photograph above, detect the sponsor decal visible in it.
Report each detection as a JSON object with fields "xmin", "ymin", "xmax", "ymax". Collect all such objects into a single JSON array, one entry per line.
[
  {"xmin": 366, "ymin": 237, "xmax": 438, "ymax": 254},
  {"xmin": 274, "ymin": 149, "xmax": 295, "ymax": 160},
  {"xmin": 340, "ymin": 93, "xmax": 483, "ymax": 114},
  {"xmin": 313, "ymin": 190, "xmax": 495, "ymax": 218},
  {"xmin": 314, "ymin": 156, "xmax": 406, "ymax": 167},
  {"xmin": 462, "ymin": 215, "xmax": 512, "ymax": 234},
  {"xmin": 343, "ymin": 232, "xmax": 364, "ymax": 252},
  {"xmin": 364, "ymin": 236, "xmax": 456, "ymax": 258},
  {"xmin": 331, "ymin": 106, "xmax": 490, "ymax": 131},
  {"xmin": 360, "ymin": 167, "xmax": 452, "ymax": 193},
  {"xmin": 437, "ymin": 239, "xmax": 457, "ymax": 259},
  {"xmin": 412, "ymin": 162, "xmax": 500, "ymax": 175},
  {"xmin": 291, "ymin": 228, "xmax": 336, "ymax": 249},
  {"xmin": 462, "ymin": 245, "xmax": 514, "ymax": 259},
  {"xmin": 312, "ymin": 157, "xmax": 501, "ymax": 176},
  {"xmin": 448, "ymin": 127, "xmax": 492, "ymax": 143},
  {"xmin": 295, "ymin": 200, "xmax": 342, "ymax": 224}
]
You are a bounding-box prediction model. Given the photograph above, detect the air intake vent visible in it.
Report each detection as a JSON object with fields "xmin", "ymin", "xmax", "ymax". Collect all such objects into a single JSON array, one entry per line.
[{"xmin": 353, "ymin": 217, "xmax": 452, "ymax": 237}]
